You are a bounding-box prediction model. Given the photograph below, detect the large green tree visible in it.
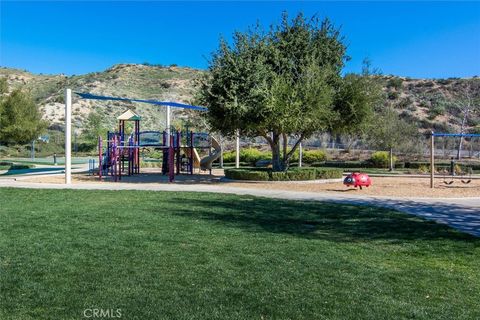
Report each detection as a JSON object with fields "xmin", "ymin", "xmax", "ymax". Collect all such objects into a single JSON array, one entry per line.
[
  {"xmin": 367, "ymin": 107, "xmax": 420, "ymax": 171},
  {"xmin": 199, "ymin": 13, "xmax": 380, "ymax": 171},
  {"xmin": 0, "ymin": 89, "xmax": 46, "ymax": 146}
]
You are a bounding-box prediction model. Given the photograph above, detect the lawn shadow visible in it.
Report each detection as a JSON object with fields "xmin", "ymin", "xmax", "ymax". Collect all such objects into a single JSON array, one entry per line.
[{"xmin": 165, "ymin": 195, "xmax": 479, "ymax": 243}]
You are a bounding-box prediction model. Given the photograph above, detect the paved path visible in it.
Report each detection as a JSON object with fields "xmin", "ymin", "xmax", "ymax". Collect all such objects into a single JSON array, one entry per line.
[{"xmin": 0, "ymin": 178, "xmax": 478, "ymax": 237}]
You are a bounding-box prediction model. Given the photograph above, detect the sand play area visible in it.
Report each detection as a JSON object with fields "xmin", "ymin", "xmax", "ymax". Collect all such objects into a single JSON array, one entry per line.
[{"xmin": 18, "ymin": 168, "xmax": 480, "ymax": 198}]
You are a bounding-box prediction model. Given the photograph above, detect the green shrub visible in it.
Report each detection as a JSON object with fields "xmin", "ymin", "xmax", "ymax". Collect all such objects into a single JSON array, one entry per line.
[
  {"xmin": 224, "ymin": 169, "xmax": 270, "ymax": 181},
  {"xmin": 370, "ymin": 151, "xmax": 396, "ymax": 168},
  {"xmin": 270, "ymin": 171, "xmax": 287, "ymax": 181},
  {"xmin": 302, "ymin": 150, "xmax": 327, "ymax": 163},
  {"xmin": 286, "ymin": 168, "xmax": 316, "ymax": 181},
  {"xmin": 311, "ymin": 161, "xmax": 372, "ymax": 169},
  {"xmin": 417, "ymin": 164, "xmax": 429, "ymax": 174},
  {"xmin": 222, "ymin": 151, "xmax": 236, "ymax": 163},
  {"xmin": 428, "ymin": 103, "xmax": 446, "ymax": 120},
  {"xmin": 222, "ymin": 148, "xmax": 271, "ymax": 164},
  {"xmin": 149, "ymin": 151, "xmax": 163, "ymax": 160},
  {"xmin": 405, "ymin": 161, "xmax": 443, "ymax": 169},
  {"xmin": 387, "ymin": 78, "xmax": 403, "ymax": 90},
  {"xmin": 388, "ymin": 91, "xmax": 400, "ymax": 100},
  {"xmin": 225, "ymin": 168, "xmax": 342, "ymax": 181},
  {"xmin": 241, "ymin": 148, "xmax": 269, "ymax": 163},
  {"xmin": 315, "ymin": 168, "xmax": 343, "ymax": 179},
  {"xmin": 395, "ymin": 161, "xmax": 406, "ymax": 169}
]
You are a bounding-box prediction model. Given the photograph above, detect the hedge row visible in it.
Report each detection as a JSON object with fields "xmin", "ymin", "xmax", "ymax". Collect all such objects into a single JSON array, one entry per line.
[
  {"xmin": 224, "ymin": 168, "xmax": 343, "ymax": 181},
  {"xmin": 311, "ymin": 161, "xmax": 407, "ymax": 169},
  {"xmin": 405, "ymin": 161, "xmax": 480, "ymax": 170},
  {"xmin": 222, "ymin": 148, "xmax": 327, "ymax": 165},
  {"xmin": 224, "ymin": 169, "xmax": 270, "ymax": 181}
]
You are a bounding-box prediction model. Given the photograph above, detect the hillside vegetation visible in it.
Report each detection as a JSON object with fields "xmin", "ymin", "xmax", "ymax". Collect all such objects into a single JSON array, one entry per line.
[
  {"xmin": 0, "ymin": 64, "xmax": 478, "ymax": 134},
  {"xmin": 0, "ymin": 64, "xmax": 202, "ymax": 131}
]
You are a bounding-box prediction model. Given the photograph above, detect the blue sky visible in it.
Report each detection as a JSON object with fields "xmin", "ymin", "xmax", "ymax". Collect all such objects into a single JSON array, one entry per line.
[{"xmin": 1, "ymin": 1, "xmax": 479, "ymax": 78}]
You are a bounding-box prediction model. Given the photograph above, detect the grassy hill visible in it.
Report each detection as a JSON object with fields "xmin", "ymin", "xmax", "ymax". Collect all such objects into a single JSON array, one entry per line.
[
  {"xmin": 0, "ymin": 64, "xmax": 479, "ymax": 134},
  {"xmin": 379, "ymin": 75, "xmax": 479, "ymax": 134},
  {"xmin": 0, "ymin": 64, "xmax": 203, "ymax": 131}
]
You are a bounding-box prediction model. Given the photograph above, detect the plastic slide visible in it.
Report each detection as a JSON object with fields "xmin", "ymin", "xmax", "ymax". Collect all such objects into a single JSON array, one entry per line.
[
  {"xmin": 184, "ymin": 147, "xmax": 201, "ymax": 169},
  {"xmin": 200, "ymin": 136, "xmax": 222, "ymax": 171}
]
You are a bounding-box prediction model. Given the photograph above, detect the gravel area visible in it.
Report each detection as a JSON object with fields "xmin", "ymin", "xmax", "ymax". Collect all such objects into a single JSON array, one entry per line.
[
  {"xmin": 19, "ymin": 171, "xmax": 480, "ymax": 198},
  {"xmin": 225, "ymin": 177, "xmax": 480, "ymax": 198}
]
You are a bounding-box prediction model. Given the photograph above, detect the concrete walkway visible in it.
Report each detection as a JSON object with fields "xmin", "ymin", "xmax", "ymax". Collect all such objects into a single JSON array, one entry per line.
[{"xmin": 0, "ymin": 178, "xmax": 479, "ymax": 237}]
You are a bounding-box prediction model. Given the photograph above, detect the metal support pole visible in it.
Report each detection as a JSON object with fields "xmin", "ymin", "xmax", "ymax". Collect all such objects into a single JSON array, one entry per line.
[
  {"xmin": 64, "ymin": 88, "xmax": 72, "ymax": 184},
  {"xmin": 98, "ymin": 136, "xmax": 102, "ymax": 181},
  {"xmin": 169, "ymin": 135, "xmax": 174, "ymax": 182},
  {"xmin": 190, "ymin": 131, "xmax": 194, "ymax": 175},
  {"xmin": 31, "ymin": 140, "xmax": 35, "ymax": 161},
  {"xmin": 235, "ymin": 129, "xmax": 240, "ymax": 169},
  {"xmin": 166, "ymin": 106, "xmax": 171, "ymax": 147},
  {"xmin": 299, "ymin": 142, "xmax": 303, "ymax": 168},
  {"xmin": 219, "ymin": 136, "xmax": 224, "ymax": 169},
  {"xmin": 430, "ymin": 131, "xmax": 435, "ymax": 189}
]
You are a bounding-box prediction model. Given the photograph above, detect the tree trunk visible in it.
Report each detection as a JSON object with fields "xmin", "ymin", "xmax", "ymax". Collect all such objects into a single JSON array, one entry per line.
[
  {"xmin": 457, "ymin": 137, "xmax": 464, "ymax": 160},
  {"xmin": 389, "ymin": 148, "xmax": 394, "ymax": 172},
  {"xmin": 271, "ymin": 141, "xmax": 284, "ymax": 172},
  {"xmin": 261, "ymin": 132, "xmax": 304, "ymax": 172},
  {"xmin": 457, "ymin": 109, "xmax": 469, "ymax": 160}
]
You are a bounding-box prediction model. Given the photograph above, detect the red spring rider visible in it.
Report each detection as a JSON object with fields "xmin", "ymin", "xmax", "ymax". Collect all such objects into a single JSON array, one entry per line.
[{"xmin": 343, "ymin": 172, "xmax": 372, "ymax": 190}]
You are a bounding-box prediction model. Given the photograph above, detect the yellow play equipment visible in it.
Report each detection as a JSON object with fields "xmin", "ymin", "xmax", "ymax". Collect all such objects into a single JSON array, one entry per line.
[{"xmin": 184, "ymin": 136, "xmax": 222, "ymax": 171}]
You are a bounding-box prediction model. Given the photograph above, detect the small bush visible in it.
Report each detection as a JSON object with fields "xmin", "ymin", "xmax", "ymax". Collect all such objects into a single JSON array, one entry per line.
[
  {"xmin": 302, "ymin": 150, "xmax": 327, "ymax": 163},
  {"xmin": 286, "ymin": 168, "xmax": 316, "ymax": 181},
  {"xmin": 270, "ymin": 171, "xmax": 287, "ymax": 181},
  {"xmin": 241, "ymin": 148, "xmax": 269, "ymax": 163},
  {"xmin": 388, "ymin": 91, "xmax": 400, "ymax": 100},
  {"xmin": 417, "ymin": 164, "xmax": 430, "ymax": 174},
  {"xmin": 387, "ymin": 78, "xmax": 403, "ymax": 90},
  {"xmin": 315, "ymin": 169, "xmax": 343, "ymax": 179},
  {"xmin": 428, "ymin": 103, "xmax": 446, "ymax": 120},
  {"xmin": 222, "ymin": 151, "xmax": 236, "ymax": 163},
  {"xmin": 224, "ymin": 169, "xmax": 270, "ymax": 181},
  {"xmin": 370, "ymin": 151, "xmax": 396, "ymax": 168},
  {"xmin": 405, "ymin": 161, "xmax": 450, "ymax": 169},
  {"xmin": 311, "ymin": 161, "xmax": 373, "ymax": 169},
  {"xmin": 222, "ymin": 148, "xmax": 271, "ymax": 164}
]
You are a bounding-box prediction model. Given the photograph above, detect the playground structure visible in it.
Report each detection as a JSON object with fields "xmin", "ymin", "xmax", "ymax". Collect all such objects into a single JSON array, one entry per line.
[
  {"xmin": 429, "ymin": 132, "xmax": 480, "ymax": 188},
  {"xmin": 62, "ymin": 89, "xmax": 221, "ymax": 184},
  {"xmin": 98, "ymin": 110, "xmax": 221, "ymax": 182}
]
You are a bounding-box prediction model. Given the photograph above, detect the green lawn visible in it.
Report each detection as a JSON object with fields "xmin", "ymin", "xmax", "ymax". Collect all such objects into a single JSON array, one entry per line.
[{"xmin": 0, "ymin": 188, "xmax": 478, "ymax": 320}]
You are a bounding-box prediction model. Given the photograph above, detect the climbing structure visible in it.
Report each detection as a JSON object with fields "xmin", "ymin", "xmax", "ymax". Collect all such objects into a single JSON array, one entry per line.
[{"xmin": 98, "ymin": 110, "xmax": 221, "ymax": 182}]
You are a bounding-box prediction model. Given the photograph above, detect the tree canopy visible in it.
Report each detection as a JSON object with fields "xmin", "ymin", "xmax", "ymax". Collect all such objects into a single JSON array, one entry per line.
[
  {"xmin": 0, "ymin": 89, "xmax": 46, "ymax": 146},
  {"xmin": 367, "ymin": 106, "xmax": 420, "ymax": 170},
  {"xmin": 199, "ymin": 13, "xmax": 382, "ymax": 171}
]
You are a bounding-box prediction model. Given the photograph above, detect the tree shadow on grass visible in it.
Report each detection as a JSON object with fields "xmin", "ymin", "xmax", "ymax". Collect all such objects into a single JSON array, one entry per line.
[{"xmin": 165, "ymin": 195, "xmax": 478, "ymax": 243}]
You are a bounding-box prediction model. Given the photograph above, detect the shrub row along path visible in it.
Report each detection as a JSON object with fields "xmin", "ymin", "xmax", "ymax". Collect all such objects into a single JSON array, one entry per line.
[{"xmin": 0, "ymin": 175, "xmax": 479, "ymax": 237}]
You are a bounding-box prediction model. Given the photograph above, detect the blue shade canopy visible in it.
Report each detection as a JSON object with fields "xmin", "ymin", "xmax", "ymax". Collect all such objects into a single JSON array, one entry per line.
[
  {"xmin": 432, "ymin": 133, "xmax": 480, "ymax": 138},
  {"xmin": 75, "ymin": 92, "xmax": 208, "ymax": 111}
]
